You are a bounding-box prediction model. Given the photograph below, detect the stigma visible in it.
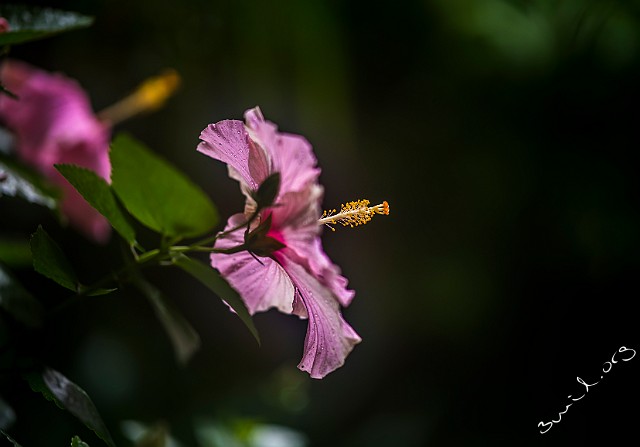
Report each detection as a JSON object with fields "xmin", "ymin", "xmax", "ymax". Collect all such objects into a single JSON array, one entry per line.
[{"xmin": 319, "ymin": 200, "xmax": 390, "ymax": 231}]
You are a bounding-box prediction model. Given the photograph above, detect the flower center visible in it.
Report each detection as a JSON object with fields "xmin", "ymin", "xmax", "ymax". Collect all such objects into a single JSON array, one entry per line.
[{"xmin": 319, "ymin": 199, "xmax": 389, "ymax": 231}]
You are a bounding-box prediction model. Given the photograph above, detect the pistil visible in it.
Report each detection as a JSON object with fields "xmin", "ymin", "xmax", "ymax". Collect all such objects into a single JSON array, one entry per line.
[
  {"xmin": 319, "ymin": 200, "xmax": 389, "ymax": 231},
  {"xmin": 98, "ymin": 69, "xmax": 180, "ymax": 125}
]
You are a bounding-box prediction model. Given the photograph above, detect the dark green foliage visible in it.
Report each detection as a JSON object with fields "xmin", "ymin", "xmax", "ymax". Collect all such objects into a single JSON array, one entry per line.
[
  {"xmin": 27, "ymin": 369, "xmax": 115, "ymax": 447},
  {"xmin": 0, "ymin": 5, "xmax": 93, "ymax": 46},
  {"xmin": 30, "ymin": 226, "xmax": 77, "ymax": 292},
  {"xmin": 0, "ymin": 264, "xmax": 44, "ymax": 327},
  {"xmin": 173, "ymin": 254, "xmax": 260, "ymax": 345},
  {"xmin": 110, "ymin": 134, "xmax": 218, "ymax": 238},
  {"xmin": 55, "ymin": 164, "xmax": 136, "ymax": 243},
  {"xmin": 132, "ymin": 274, "xmax": 201, "ymax": 365}
]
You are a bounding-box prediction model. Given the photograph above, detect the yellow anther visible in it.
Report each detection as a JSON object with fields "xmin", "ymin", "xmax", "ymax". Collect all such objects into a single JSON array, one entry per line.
[
  {"xmin": 98, "ymin": 69, "xmax": 181, "ymax": 125},
  {"xmin": 319, "ymin": 199, "xmax": 390, "ymax": 230}
]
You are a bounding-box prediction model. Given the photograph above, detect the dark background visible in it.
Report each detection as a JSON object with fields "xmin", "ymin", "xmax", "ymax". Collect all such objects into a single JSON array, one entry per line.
[{"xmin": 2, "ymin": 0, "xmax": 639, "ymax": 445}]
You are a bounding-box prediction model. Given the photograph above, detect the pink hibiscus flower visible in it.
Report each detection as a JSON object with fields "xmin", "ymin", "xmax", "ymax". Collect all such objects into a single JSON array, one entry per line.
[
  {"xmin": 0, "ymin": 60, "xmax": 111, "ymax": 242},
  {"xmin": 198, "ymin": 107, "xmax": 388, "ymax": 378},
  {"xmin": 0, "ymin": 17, "xmax": 9, "ymax": 33}
]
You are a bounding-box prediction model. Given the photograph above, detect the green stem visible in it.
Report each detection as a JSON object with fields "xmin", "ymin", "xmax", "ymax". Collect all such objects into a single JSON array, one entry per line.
[
  {"xmin": 191, "ymin": 210, "xmax": 259, "ymax": 247},
  {"xmin": 170, "ymin": 245, "xmax": 243, "ymax": 254},
  {"xmin": 49, "ymin": 228, "xmax": 251, "ymax": 317},
  {"xmin": 136, "ymin": 248, "xmax": 161, "ymax": 263}
]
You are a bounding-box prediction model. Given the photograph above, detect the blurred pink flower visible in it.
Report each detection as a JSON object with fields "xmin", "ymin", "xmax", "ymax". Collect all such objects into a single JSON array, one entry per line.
[
  {"xmin": 198, "ymin": 107, "xmax": 361, "ymax": 378},
  {"xmin": 0, "ymin": 17, "xmax": 9, "ymax": 33},
  {"xmin": 0, "ymin": 60, "xmax": 111, "ymax": 242}
]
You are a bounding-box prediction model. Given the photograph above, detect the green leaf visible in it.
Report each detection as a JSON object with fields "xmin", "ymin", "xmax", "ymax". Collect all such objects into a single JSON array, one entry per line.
[
  {"xmin": 0, "ymin": 238, "xmax": 32, "ymax": 267},
  {"xmin": 32, "ymin": 368, "xmax": 116, "ymax": 447},
  {"xmin": 0, "ymin": 159, "xmax": 60, "ymax": 210},
  {"xmin": 0, "ymin": 264, "xmax": 44, "ymax": 327},
  {"xmin": 0, "ymin": 5, "xmax": 93, "ymax": 46},
  {"xmin": 30, "ymin": 225, "xmax": 78, "ymax": 292},
  {"xmin": 173, "ymin": 255, "xmax": 260, "ymax": 345},
  {"xmin": 55, "ymin": 164, "xmax": 136, "ymax": 243},
  {"xmin": 132, "ymin": 275, "xmax": 200, "ymax": 365},
  {"xmin": 25, "ymin": 372, "xmax": 64, "ymax": 410},
  {"xmin": 110, "ymin": 133, "xmax": 218, "ymax": 238},
  {"xmin": 71, "ymin": 436, "xmax": 90, "ymax": 447},
  {"xmin": 0, "ymin": 430, "xmax": 23, "ymax": 447}
]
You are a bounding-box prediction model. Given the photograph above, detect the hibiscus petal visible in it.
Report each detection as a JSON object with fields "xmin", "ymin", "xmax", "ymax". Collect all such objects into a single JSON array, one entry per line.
[
  {"xmin": 243, "ymin": 106, "xmax": 264, "ymax": 130},
  {"xmin": 211, "ymin": 214, "xmax": 295, "ymax": 314},
  {"xmin": 274, "ymin": 133, "xmax": 321, "ymax": 193},
  {"xmin": 284, "ymin": 260, "xmax": 361, "ymax": 379},
  {"xmin": 285, "ymin": 239, "xmax": 355, "ymax": 308},
  {"xmin": 198, "ymin": 119, "xmax": 269, "ymax": 191},
  {"xmin": 244, "ymin": 107, "xmax": 320, "ymax": 194},
  {"xmin": 271, "ymin": 184, "xmax": 323, "ymax": 234},
  {"xmin": 0, "ymin": 60, "xmax": 108, "ymax": 170}
]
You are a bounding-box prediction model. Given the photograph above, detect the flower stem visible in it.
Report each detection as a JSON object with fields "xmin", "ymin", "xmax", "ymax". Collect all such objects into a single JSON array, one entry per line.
[{"xmin": 49, "ymin": 219, "xmax": 253, "ymax": 316}]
